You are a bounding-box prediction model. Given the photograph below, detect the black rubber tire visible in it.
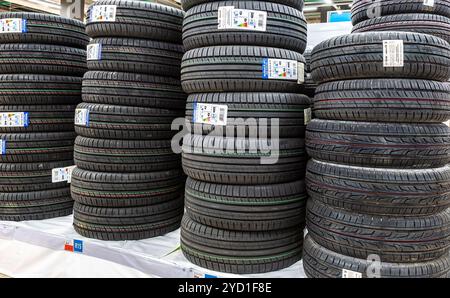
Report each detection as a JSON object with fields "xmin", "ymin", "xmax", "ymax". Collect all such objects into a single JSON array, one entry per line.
[
  {"xmin": 74, "ymin": 102, "xmax": 182, "ymax": 140},
  {"xmin": 311, "ymin": 32, "xmax": 450, "ymax": 83},
  {"xmin": 0, "ymin": 187, "xmax": 73, "ymax": 221},
  {"xmin": 352, "ymin": 14, "xmax": 450, "ymax": 43},
  {"xmin": 0, "ymin": 44, "xmax": 86, "ymax": 76},
  {"xmin": 306, "ymin": 198, "xmax": 450, "ymax": 263},
  {"xmin": 306, "ymin": 159, "xmax": 450, "ymax": 216},
  {"xmin": 306, "ymin": 119, "xmax": 450, "ymax": 169},
  {"xmin": 181, "ymin": 45, "xmax": 305, "ymax": 93},
  {"xmin": 351, "ymin": 0, "xmax": 450, "ymax": 25},
  {"xmin": 185, "ymin": 92, "xmax": 311, "ymax": 138},
  {"xmin": 87, "ymin": 38, "xmax": 183, "ymax": 77},
  {"xmin": 82, "ymin": 71, "xmax": 186, "ymax": 109},
  {"xmin": 303, "ymin": 235, "xmax": 450, "ymax": 278},
  {"xmin": 0, "ymin": 105, "xmax": 76, "ymax": 133},
  {"xmin": 183, "ymin": 1, "xmax": 307, "ymax": 53},
  {"xmin": 86, "ymin": 0, "xmax": 184, "ymax": 42},
  {"xmin": 0, "ymin": 132, "xmax": 75, "ymax": 163},
  {"xmin": 181, "ymin": 0, "xmax": 305, "ymax": 11},
  {"xmin": 74, "ymin": 136, "xmax": 181, "ymax": 173},
  {"xmin": 185, "ymin": 177, "xmax": 307, "ymax": 231},
  {"xmin": 182, "ymin": 134, "xmax": 307, "ymax": 184},
  {"xmin": 70, "ymin": 167, "xmax": 185, "ymax": 208},
  {"xmin": 0, "ymin": 12, "xmax": 88, "ymax": 49},
  {"xmin": 0, "ymin": 160, "xmax": 74, "ymax": 192},
  {"xmin": 180, "ymin": 214, "xmax": 303, "ymax": 274},
  {"xmin": 0, "ymin": 74, "xmax": 82, "ymax": 105},
  {"xmin": 314, "ymin": 79, "xmax": 450, "ymax": 123}
]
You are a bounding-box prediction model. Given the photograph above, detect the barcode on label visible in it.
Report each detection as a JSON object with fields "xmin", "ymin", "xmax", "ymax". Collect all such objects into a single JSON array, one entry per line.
[
  {"xmin": 75, "ymin": 109, "xmax": 89, "ymax": 126},
  {"xmin": 383, "ymin": 40, "xmax": 404, "ymax": 67},
  {"xmin": 193, "ymin": 103, "xmax": 228, "ymax": 126},
  {"xmin": 218, "ymin": 6, "xmax": 267, "ymax": 31},
  {"xmin": 342, "ymin": 269, "xmax": 362, "ymax": 279},
  {"xmin": 0, "ymin": 112, "xmax": 29, "ymax": 127},
  {"xmin": 423, "ymin": 0, "xmax": 435, "ymax": 7}
]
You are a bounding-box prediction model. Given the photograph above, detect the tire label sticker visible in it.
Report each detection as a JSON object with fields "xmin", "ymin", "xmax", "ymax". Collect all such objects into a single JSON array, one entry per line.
[
  {"xmin": 383, "ymin": 40, "xmax": 404, "ymax": 67},
  {"xmin": 0, "ymin": 140, "xmax": 5, "ymax": 155},
  {"xmin": 218, "ymin": 6, "xmax": 267, "ymax": 31},
  {"xmin": 342, "ymin": 269, "xmax": 362, "ymax": 278},
  {"xmin": 87, "ymin": 43, "xmax": 102, "ymax": 61},
  {"xmin": 0, "ymin": 112, "xmax": 29, "ymax": 127},
  {"xmin": 193, "ymin": 102, "xmax": 228, "ymax": 126},
  {"xmin": 423, "ymin": 0, "xmax": 435, "ymax": 7},
  {"xmin": 75, "ymin": 108, "xmax": 89, "ymax": 127},
  {"xmin": 0, "ymin": 18, "xmax": 27, "ymax": 33},
  {"xmin": 304, "ymin": 108, "xmax": 312, "ymax": 125},
  {"xmin": 91, "ymin": 5, "xmax": 117, "ymax": 22},
  {"xmin": 64, "ymin": 239, "xmax": 83, "ymax": 253},
  {"xmin": 262, "ymin": 58, "xmax": 298, "ymax": 80},
  {"xmin": 52, "ymin": 165, "xmax": 76, "ymax": 183},
  {"xmin": 297, "ymin": 62, "xmax": 305, "ymax": 84}
]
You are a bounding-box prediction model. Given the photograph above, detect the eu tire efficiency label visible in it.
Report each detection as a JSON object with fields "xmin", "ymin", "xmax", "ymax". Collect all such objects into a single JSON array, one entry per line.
[
  {"xmin": 75, "ymin": 109, "xmax": 89, "ymax": 126},
  {"xmin": 383, "ymin": 40, "xmax": 404, "ymax": 67},
  {"xmin": 0, "ymin": 112, "xmax": 29, "ymax": 127},
  {"xmin": 193, "ymin": 103, "xmax": 228, "ymax": 126},
  {"xmin": 423, "ymin": 0, "xmax": 435, "ymax": 7},
  {"xmin": 0, "ymin": 140, "xmax": 5, "ymax": 155},
  {"xmin": 262, "ymin": 58, "xmax": 299, "ymax": 81},
  {"xmin": 342, "ymin": 269, "xmax": 362, "ymax": 279},
  {"xmin": 0, "ymin": 18, "xmax": 27, "ymax": 33},
  {"xmin": 87, "ymin": 43, "xmax": 102, "ymax": 61},
  {"xmin": 218, "ymin": 6, "xmax": 267, "ymax": 31},
  {"xmin": 91, "ymin": 5, "xmax": 117, "ymax": 22},
  {"xmin": 52, "ymin": 165, "xmax": 76, "ymax": 183}
]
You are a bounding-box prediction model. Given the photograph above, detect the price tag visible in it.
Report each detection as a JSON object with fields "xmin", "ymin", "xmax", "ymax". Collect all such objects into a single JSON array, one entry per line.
[
  {"xmin": 304, "ymin": 108, "xmax": 312, "ymax": 125},
  {"xmin": 262, "ymin": 58, "xmax": 298, "ymax": 80},
  {"xmin": 0, "ymin": 18, "xmax": 27, "ymax": 33},
  {"xmin": 218, "ymin": 6, "xmax": 267, "ymax": 31},
  {"xmin": 423, "ymin": 0, "xmax": 435, "ymax": 7},
  {"xmin": 0, "ymin": 112, "xmax": 29, "ymax": 127},
  {"xmin": 52, "ymin": 165, "xmax": 76, "ymax": 183},
  {"xmin": 342, "ymin": 269, "xmax": 363, "ymax": 278},
  {"xmin": 87, "ymin": 43, "xmax": 102, "ymax": 61},
  {"xmin": 0, "ymin": 140, "xmax": 5, "ymax": 155},
  {"xmin": 193, "ymin": 103, "xmax": 228, "ymax": 126},
  {"xmin": 75, "ymin": 109, "xmax": 89, "ymax": 126},
  {"xmin": 383, "ymin": 40, "xmax": 404, "ymax": 67},
  {"xmin": 91, "ymin": 5, "xmax": 117, "ymax": 22}
]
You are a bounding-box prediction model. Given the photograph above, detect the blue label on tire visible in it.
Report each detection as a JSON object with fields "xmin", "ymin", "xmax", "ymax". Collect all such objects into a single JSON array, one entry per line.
[
  {"xmin": 0, "ymin": 140, "xmax": 5, "ymax": 155},
  {"xmin": 262, "ymin": 58, "xmax": 269, "ymax": 79}
]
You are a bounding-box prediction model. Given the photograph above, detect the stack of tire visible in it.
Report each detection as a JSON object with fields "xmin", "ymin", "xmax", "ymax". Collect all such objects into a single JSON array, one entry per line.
[
  {"xmin": 302, "ymin": 48, "xmax": 318, "ymax": 98},
  {"xmin": 0, "ymin": 13, "xmax": 87, "ymax": 221},
  {"xmin": 180, "ymin": 0, "xmax": 311, "ymax": 274},
  {"xmin": 71, "ymin": 0, "xmax": 187, "ymax": 241},
  {"xmin": 304, "ymin": 31, "xmax": 450, "ymax": 278}
]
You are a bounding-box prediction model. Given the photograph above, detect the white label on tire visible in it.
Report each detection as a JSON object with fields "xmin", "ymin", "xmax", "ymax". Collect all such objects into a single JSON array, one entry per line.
[
  {"xmin": 262, "ymin": 58, "xmax": 298, "ymax": 80},
  {"xmin": 342, "ymin": 269, "xmax": 362, "ymax": 278},
  {"xmin": 91, "ymin": 5, "xmax": 117, "ymax": 22},
  {"xmin": 218, "ymin": 6, "xmax": 267, "ymax": 31},
  {"xmin": 75, "ymin": 109, "xmax": 89, "ymax": 126},
  {"xmin": 0, "ymin": 112, "xmax": 29, "ymax": 127},
  {"xmin": 0, "ymin": 140, "xmax": 5, "ymax": 155},
  {"xmin": 304, "ymin": 108, "xmax": 312, "ymax": 125},
  {"xmin": 383, "ymin": 40, "xmax": 404, "ymax": 67},
  {"xmin": 52, "ymin": 166, "xmax": 76, "ymax": 183},
  {"xmin": 193, "ymin": 103, "xmax": 228, "ymax": 126},
  {"xmin": 423, "ymin": 0, "xmax": 435, "ymax": 7},
  {"xmin": 297, "ymin": 63, "xmax": 305, "ymax": 84},
  {"xmin": 0, "ymin": 18, "xmax": 27, "ymax": 33},
  {"xmin": 87, "ymin": 43, "xmax": 102, "ymax": 61}
]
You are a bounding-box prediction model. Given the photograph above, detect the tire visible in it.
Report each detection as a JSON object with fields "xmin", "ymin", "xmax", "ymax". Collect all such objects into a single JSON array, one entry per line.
[
  {"xmin": 182, "ymin": 134, "xmax": 307, "ymax": 184},
  {"xmin": 306, "ymin": 119, "xmax": 450, "ymax": 169},
  {"xmin": 0, "ymin": 12, "xmax": 89, "ymax": 49},
  {"xmin": 87, "ymin": 38, "xmax": 183, "ymax": 77},
  {"xmin": 180, "ymin": 214, "xmax": 303, "ymax": 274},
  {"xmin": 0, "ymin": 105, "xmax": 76, "ymax": 133},
  {"xmin": 0, "ymin": 160, "xmax": 74, "ymax": 192},
  {"xmin": 0, "ymin": 74, "xmax": 82, "ymax": 105},
  {"xmin": 181, "ymin": 45, "xmax": 305, "ymax": 93},
  {"xmin": 185, "ymin": 92, "xmax": 311, "ymax": 138},
  {"xmin": 352, "ymin": 14, "xmax": 450, "ymax": 43},
  {"xmin": 0, "ymin": 44, "xmax": 86, "ymax": 76},
  {"xmin": 86, "ymin": 0, "xmax": 184, "ymax": 42},
  {"xmin": 311, "ymin": 32, "xmax": 450, "ymax": 83},
  {"xmin": 82, "ymin": 71, "xmax": 186, "ymax": 109},
  {"xmin": 306, "ymin": 159, "xmax": 450, "ymax": 216},
  {"xmin": 306, "ymin": 198, "xmax": 450, "ymax": 263},
  {"xmin": 185, "ymin": 177, "xmax": 307, "ymax": 231},
  {"xmin": 314, "ymin": 79, "xmax": 450, "ymax": 123},
  {"xmin": 303, "ymin": 235, "xmax": 450, "ymax": 278},
  {"xmin": 183, "ymin": 1, "xmax": 307, "ymax": 53},
  {"xmin": 181, "ymin": 0, "xmax": 305, "ymax": 11},
  {"xmin": 73, "ymin": 201, "xmax": 183, "ymax": 241},
  {"xmin": 0, "ymin": 132, "xmax": 75, "ymax": 163},
  {"xmin": 74, "ymin": 136, "xmax": 181, "ymax": 173},
  {"xmin": 70, "ymin": 167, "xmax": 185, "ymax": 208},
  {"xmin": 351, "ymin": 0, "xmax": 450, "ymax": 25},
  {"xmin": 0, "ymin": 188, "xmax": 73, "ymax": 221},
  {"xmin": 74, "ymin": 102, "xmax": 182, "ymax": 140}
]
